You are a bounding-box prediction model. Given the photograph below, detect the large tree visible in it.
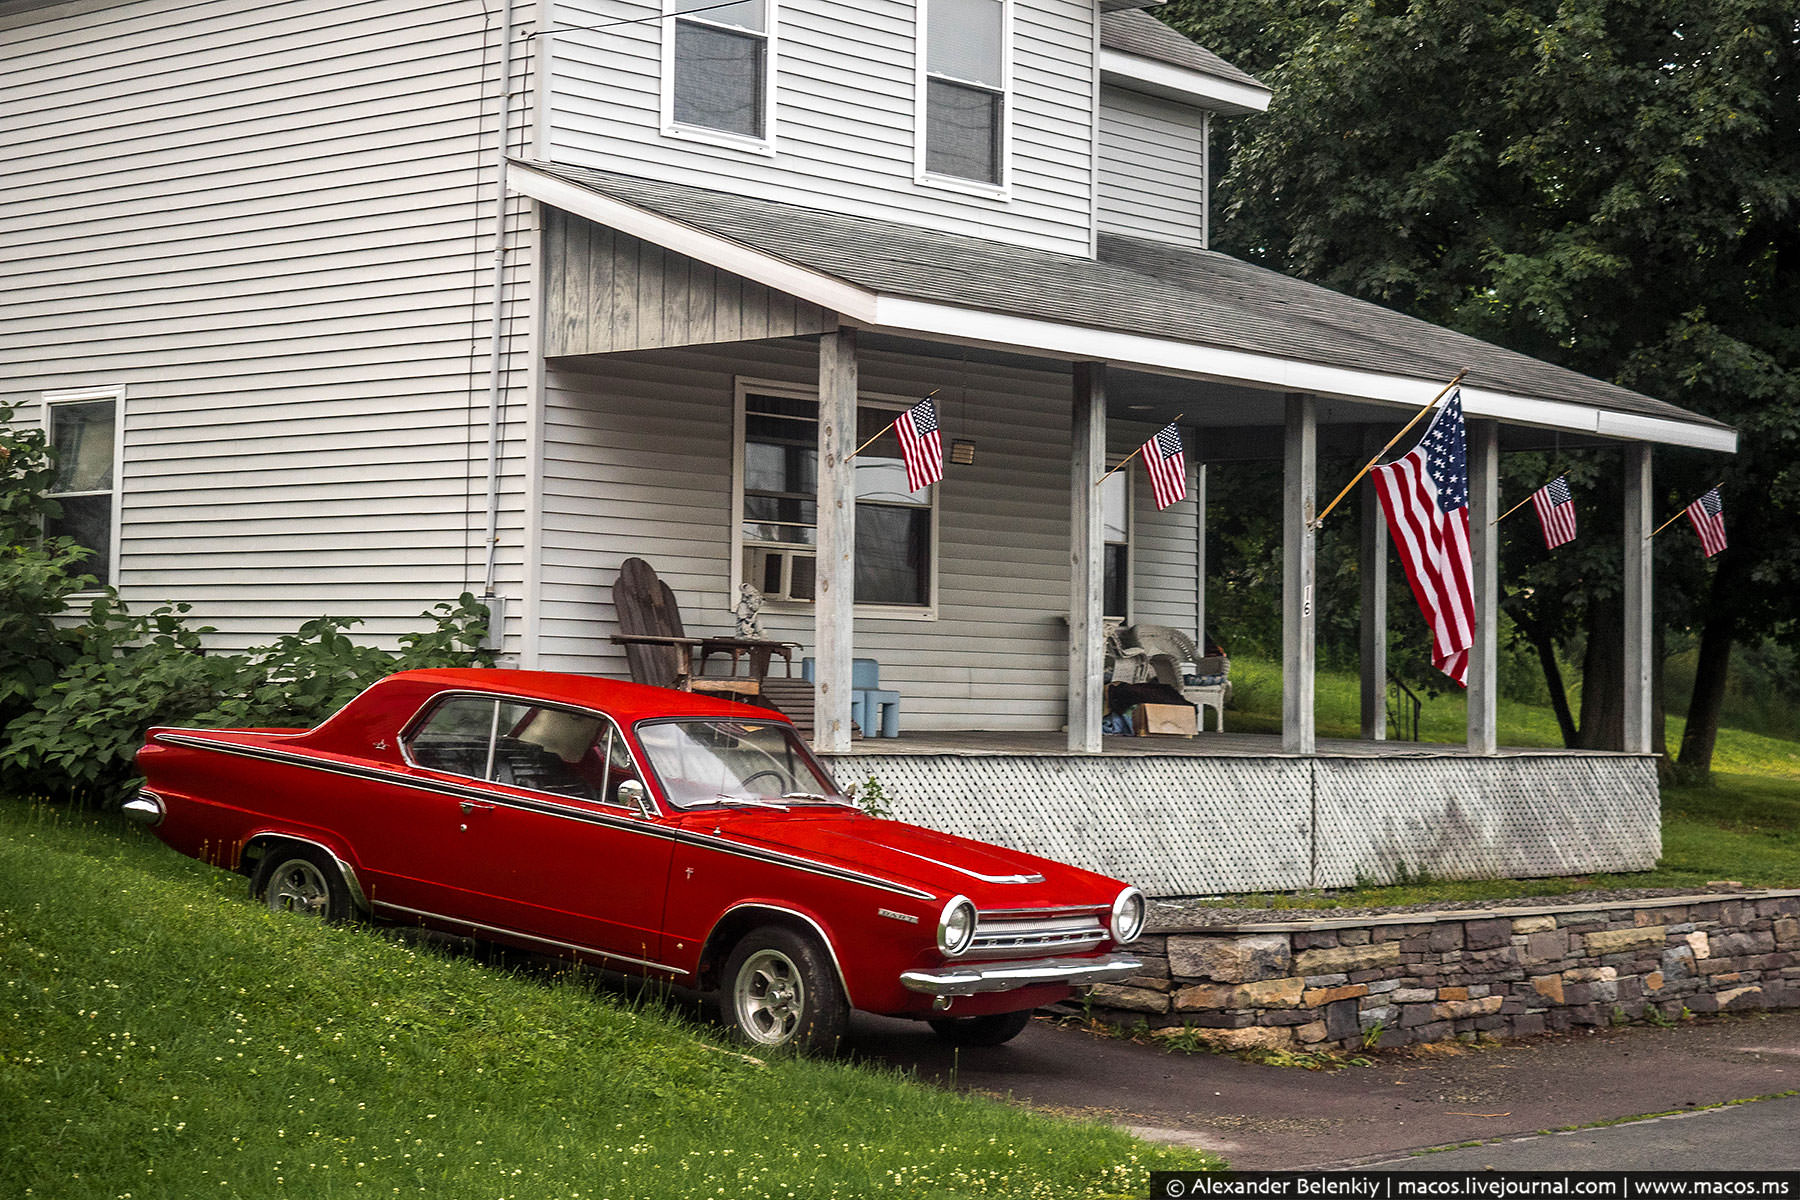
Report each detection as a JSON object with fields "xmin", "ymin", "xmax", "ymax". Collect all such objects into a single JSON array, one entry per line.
[{"xmin": 1167, "ymin": 0, "xmax": 1800, "ymax": 776}]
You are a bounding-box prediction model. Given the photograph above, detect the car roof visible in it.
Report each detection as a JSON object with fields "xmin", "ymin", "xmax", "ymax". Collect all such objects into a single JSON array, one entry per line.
[{"xmin": 384, "ymin": 668, "xmax": 792, "ymax": 725}]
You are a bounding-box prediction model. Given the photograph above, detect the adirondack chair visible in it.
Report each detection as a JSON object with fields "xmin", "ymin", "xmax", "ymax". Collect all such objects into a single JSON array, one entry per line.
[{"xmin": 609, "ymin": 557, "xmax": 800, "ymax": 700}]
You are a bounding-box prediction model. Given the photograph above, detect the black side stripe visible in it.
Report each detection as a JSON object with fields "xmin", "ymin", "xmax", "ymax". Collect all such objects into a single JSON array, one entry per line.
[{"xmin": 153, "ymin": 730, "xmax": 935, "ymax": 901}]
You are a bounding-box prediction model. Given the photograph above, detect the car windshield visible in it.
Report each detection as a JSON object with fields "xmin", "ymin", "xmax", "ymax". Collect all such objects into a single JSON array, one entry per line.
[{"xmin": 635, "ymin": 719, "xmax": 850, "ymax": 810}]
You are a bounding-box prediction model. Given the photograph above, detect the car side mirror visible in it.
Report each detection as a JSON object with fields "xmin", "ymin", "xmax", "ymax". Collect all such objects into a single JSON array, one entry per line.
[{"xmin": 615, "ymin": 779, "xmax": 652, "ymax": 817}]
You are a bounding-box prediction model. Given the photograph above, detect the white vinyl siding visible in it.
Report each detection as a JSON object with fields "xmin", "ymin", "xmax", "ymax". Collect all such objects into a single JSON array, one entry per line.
[
  {"xmin": 1097, "ymin": 84, "xmax": 1208, "ymax": 250},
  {"xmin": 546, "ymin": 0, "xmax": 1096, "ymax": 256},
  {"xmin": 537, "ymin": 341, "xmax": 1202, "ymax": 731},
  {"xmin": 0, "ymin": 0, "xmax": 537, "ymax": 652}
]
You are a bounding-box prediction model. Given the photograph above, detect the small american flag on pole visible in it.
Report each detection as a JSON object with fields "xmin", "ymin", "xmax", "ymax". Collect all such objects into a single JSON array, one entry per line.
[
  {"xmin": 893, "ymin": 396, "xmax": 943, "ymax": 492},
  {"xmin": 1686, "ymin": 487, "xmax": 1727, "ymax": 557},
  {"xmin": 1370, "ymin": 390, "xmax": 1475, "ymax": 687},
  {"xmin": 1530, "ymin": 475, "xmax": 1578, "ymax": 550},
  {"xmin": 1141, "ymin": 422, "xmax": 1187, "ymax": 510}
]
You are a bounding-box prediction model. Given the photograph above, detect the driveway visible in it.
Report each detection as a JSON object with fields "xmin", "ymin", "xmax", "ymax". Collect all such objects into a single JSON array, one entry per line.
[{"xmin": 845, "ymin": 1009, "xmax": 1800, "ymax": 1169}]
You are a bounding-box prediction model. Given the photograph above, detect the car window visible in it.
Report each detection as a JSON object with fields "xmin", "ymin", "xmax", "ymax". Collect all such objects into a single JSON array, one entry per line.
[
  {"xmin": 405, "ymin": 695, "xmax": 615, "ymax": 803},
  {"xmin": 635, "ymin": 719, "xmax": 845, "ymax": 810}
]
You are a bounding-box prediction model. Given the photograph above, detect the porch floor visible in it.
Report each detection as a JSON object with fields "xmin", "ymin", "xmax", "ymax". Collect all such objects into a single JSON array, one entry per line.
[{"xmin": 830, "ymin": 728, "xmax": 1636, "ymax": 759}]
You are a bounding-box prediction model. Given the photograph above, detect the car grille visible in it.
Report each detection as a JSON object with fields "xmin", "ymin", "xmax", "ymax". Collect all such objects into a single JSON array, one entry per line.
[{"xmin": 970, "ymin": 912, "xmax": 1107, "ymax": 959}]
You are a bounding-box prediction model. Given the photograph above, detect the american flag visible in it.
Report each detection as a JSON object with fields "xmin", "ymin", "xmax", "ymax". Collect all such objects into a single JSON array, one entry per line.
[
  {"xmin": 893, "ymin": 396, "xmax": 943, "ymax": 492},
  {"xmin": 1141, "ymin": 422, "xmax": 1187, "ymax": 510},
  {"xmin": 1686, "ymin": 487, "xmax": 1727, "ymax": 557},
  {"xmin": 1530, "ymin": 474, "xmax": 1578, "ymax": 550},
  {"xmin": 1370, "ymin": 390, "xmax": 1475, "ymax": 687}
]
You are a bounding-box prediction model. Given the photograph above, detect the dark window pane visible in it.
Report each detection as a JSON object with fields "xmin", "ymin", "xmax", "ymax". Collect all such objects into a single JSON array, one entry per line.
[
  {"xmin": 855, "ymin": 504, "xmax": 929, "ymax": 606},
  {"xmin": 50, "ymin": 400, "xmax": 115, "ymax": 493},
  {"xmin": 926, "ymin": 79, "xmax": 1000, "ymax": 183},
  {"xmin": 1104, "ymin": 542, "xmax": 1128, "ymax": 620},
  {"xmin": 788, "ymin": 554, "xmax": 816, "ymax": 600},
  {"xmin": 45, "ymin": 493, "xmax": 112, "ymax": 586},
  {"xmin": 674, "ymin": 22, "xmax": 765, "ymax": 138}
]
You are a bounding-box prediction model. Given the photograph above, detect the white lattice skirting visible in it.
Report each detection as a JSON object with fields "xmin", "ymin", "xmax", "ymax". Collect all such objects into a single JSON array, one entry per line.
[{"xmin": 821, "ymin": 752, "xmax": 1662, "ymax": 897}]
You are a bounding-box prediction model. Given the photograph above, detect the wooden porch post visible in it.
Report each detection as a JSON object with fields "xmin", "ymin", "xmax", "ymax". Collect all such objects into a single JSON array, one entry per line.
[
  {"xmin": 1359, "ymin": 429, "xmax": 1388, "ymax": 741},
  {"xmin": 1282, "ymin": 393, "xmax": 1316, "ymax": 754},
  {"xmin": 814, "ymin": 328, "xmax": 857, "ymax": 753},
  {"xmin": 1069, "ymin": 362, "xmax": 1106, "ymax": 753},
  {"xmin": 1623, "ymin": 443, "xmax": 1653, "ymax": 753},
  {"xmin": 1194, "ymin": 460, "xmax": 1208, "ymax": 650},
  {"xmin": 1466, "ymin": 419, "xmax": 1500, "ymax": 754}
]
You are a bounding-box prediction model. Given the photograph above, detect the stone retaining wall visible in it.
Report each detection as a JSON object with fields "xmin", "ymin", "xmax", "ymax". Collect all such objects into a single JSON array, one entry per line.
[{"xmin": 1094, "ymin": 892, "xmax": 1800, "ymax": 1051}]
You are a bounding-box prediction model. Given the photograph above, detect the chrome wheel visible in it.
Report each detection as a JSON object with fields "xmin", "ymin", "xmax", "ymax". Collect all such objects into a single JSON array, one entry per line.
[
  {"xmin": 257, "ymin": 848, "xmax": 351, "ymax": 923},
  {"xmin": 718, "ymin": 925, "xmax": 848, "ymax": 1054},
  {"xmin": 733, "ymin": 948, "xmax": 807, "ymax": 1045}
]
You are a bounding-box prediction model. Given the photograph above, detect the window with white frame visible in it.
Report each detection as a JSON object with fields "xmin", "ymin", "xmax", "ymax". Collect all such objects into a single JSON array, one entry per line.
[
  {"xmin": 1102, "ymin": 469, "xmax": 1129, "ymax": 619},
  {"xmin": 921, "ymin": 0, "xmax": 1007, "ymax": 186},
  {"xmin": 667, "ymin": 0, "xmax": 772, "ymax": 142},
  {"xmin": 43, "ymin": 389, "xmax": 121, "ymax": 589},
  {"xmin": 737, "ymin": 388, "xmax": 935, "ymax": 611}
]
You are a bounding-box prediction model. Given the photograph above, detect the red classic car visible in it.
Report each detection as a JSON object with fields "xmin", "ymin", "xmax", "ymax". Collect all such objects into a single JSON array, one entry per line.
[{"xmin": 128, "ymin": 668, "xmax": 1145, "ymax": 1051}]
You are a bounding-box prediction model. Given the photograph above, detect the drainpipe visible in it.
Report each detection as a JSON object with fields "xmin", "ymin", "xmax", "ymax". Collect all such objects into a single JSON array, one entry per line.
[{"xmin": 480, "ymin": 0, "xmax": 518, "ymax": 648}]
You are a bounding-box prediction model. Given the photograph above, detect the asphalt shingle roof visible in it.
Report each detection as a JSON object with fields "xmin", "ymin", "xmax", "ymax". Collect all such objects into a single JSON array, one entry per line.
[
  {"xmin": 533, "ymin": 162, "xmax": 1728, "ymax": 435},
  {"xmin": 1098, "ymin": 10, "xmax": 1267, "ymax": 94}
]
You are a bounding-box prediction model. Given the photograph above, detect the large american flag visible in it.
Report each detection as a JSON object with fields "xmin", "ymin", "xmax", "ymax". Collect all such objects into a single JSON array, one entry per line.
[
  {"xmin": 1370, "ymin": 390, "xmax": 1475, "ymax": 687},
  {"xmin": 894, "ymin": 396, "xmax": 943, "ymax": 492},
  {"xmin": 1530, "ymin": 474, "xmax": 1578, "ymax": 550},
  {"xmin": 1686, "ymin": 487, "xmax": 1727, "ymax": 557},
  {"xmin": 1141, "ymin": 422, "xmax": 1187, "ymax": 510}
]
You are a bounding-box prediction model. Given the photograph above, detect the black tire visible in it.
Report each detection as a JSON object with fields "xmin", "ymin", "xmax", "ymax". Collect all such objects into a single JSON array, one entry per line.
[
  {"xmin": 719, "ymin": 924, "xmax": 848, "ymax": 1054},
  {"xmin": 255, "ymin": 845, "xmax": 353, "ymax": 924},
  {"xmin": 928, "ymin": 1009, "xmax": 1034, "ymax": 1047}
]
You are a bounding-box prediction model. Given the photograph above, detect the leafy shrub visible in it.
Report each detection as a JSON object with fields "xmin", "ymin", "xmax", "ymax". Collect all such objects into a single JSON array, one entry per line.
[{"xmin": 0, "ymin": 596, "xmax": 491, "ymax": 805}]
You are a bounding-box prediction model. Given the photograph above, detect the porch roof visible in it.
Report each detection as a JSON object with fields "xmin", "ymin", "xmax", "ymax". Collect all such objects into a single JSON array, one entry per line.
[{"xmin": 512, "ymin": 161, "xmax": 1735, "ymax": 453}]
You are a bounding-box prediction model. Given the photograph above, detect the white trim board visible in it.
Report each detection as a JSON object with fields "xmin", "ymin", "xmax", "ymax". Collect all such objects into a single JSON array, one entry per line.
[{"xmin": 510, "ymin": 162, "xmax": 1737, "ymax": 454}]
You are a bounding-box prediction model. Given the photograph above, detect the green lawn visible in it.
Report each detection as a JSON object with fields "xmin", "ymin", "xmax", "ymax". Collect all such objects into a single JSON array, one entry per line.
[{"xmin": 0, "ymin": 801, "xmax": 1215, "ymax": 1200}]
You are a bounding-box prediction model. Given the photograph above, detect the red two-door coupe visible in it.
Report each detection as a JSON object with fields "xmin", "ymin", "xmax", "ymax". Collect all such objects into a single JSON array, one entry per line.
[{"xmin": 129, "ymin": 668, "xmax": 1145, "ymax": 1051}]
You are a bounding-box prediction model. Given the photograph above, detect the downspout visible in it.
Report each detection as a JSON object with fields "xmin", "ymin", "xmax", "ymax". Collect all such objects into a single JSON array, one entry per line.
[{"xmin": 480, "ymin": 0, "xmax": 519, "ymax": 645}]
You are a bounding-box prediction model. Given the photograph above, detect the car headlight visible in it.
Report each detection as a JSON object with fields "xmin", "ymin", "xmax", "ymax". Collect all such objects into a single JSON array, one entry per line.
[
  {"xmin": 1110, "ymin": 887, "xmax": 1146, "ymax": 944},
  {"xmin": 936, "ymin": 895, "xmax": 977, "ymax": 957}
]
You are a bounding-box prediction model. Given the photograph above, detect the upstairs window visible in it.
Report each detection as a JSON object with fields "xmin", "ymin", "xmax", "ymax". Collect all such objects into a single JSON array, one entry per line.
[
  {"xmin": 43, "ymin": 388, "xmax": 122, "ymax": 589},
  {"xmin": 667, "ymin": 0, "xmax": 772, "ymax": 144},
  {"xmin": 921, "ymin": 0, "xmax": 1007, "ymax": 186}
]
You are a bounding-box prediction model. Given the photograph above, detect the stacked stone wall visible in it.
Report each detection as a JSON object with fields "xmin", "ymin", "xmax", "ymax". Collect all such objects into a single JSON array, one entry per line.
[{"xmin": 1093, "ymin": 892, "xmax": 1800, "ymax": 1051}]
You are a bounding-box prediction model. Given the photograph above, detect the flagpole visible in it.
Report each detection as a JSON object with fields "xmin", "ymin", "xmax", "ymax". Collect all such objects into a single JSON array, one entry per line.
[
  {"xmin": 1312, "ymin": 370, "xmax": 1467, "ymax": 528},
  {"xmin": 1493, "ymin": 481, "xmax": 1552, "ymax": 526},
  {"xmin": 1648, "ymin": 483, "xmax": 1722, "ymax": 539},
  {"xmin": 849, "ymin": 389, "xmax": 939, "ymax": 459},
  {"xmin": 1095, "ymin": 414, "xmax": 1183, "ymax": 487}
]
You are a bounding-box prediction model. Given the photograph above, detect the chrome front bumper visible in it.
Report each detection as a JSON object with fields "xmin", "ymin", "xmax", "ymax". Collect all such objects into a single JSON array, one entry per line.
[{"xmin": 900, "ymin": 952, "xmax": 1143, "ymax": 997}]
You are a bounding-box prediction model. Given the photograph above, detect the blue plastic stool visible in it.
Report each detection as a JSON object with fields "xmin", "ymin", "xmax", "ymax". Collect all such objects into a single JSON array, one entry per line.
[{"xmin": 802, "ymin": 658, "xmax": 900, "ymax": 737}]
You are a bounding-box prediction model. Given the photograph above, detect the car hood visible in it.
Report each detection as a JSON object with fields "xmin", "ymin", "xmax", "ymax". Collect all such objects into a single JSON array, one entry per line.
[{"xmin": 679, "ymin": 807, "xmax": 1120, "ymax": 905}]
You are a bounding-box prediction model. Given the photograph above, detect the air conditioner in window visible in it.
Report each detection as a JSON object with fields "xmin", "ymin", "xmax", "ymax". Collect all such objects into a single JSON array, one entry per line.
[{"xmin": 745, "ymin": 547, "xmax": 816, "ymax": 602}]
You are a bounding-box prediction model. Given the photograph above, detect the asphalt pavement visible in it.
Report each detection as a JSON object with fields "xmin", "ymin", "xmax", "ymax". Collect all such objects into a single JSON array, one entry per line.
[{"xmin": 846, "ymin": 1009, "xmax": 1800, "ymax": 1170}]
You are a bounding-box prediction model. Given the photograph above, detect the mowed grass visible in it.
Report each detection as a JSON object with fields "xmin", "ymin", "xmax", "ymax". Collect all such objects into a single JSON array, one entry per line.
[
  {"xmin": 0, "ymin": 801, "xmax": 1216, "ymax": 1200},
  {"xmin": 1212, "ymin": 659, "xmax": 1800, "ymax": 908}
]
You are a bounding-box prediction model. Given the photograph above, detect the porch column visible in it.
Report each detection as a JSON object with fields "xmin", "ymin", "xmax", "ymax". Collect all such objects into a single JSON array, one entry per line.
[
  {"xmin": 1194, "ymin": 460, "xmax": 1208, "ymax": 648},
  {"xmin": 814, "ymin": 328, "xmax": 857, "ymax": 753},
  {"xmin": 1359, "ymin": 430, "xmax": 1388, "ymax": 741},
  {"xmin": 1623, "ymin": 443, "xmax": 1653, "ymax": 753},
  {"xmin": 1068, "ymin": 362, "xmax": 1106, "ymax": 753},
  {"xmin": 1282, "ymin": 393, "xmax": 1316, "ymax": 754},
  {"xmin": 1466, "ymin": 419, "xmax": 1500, "ymax": 754}
]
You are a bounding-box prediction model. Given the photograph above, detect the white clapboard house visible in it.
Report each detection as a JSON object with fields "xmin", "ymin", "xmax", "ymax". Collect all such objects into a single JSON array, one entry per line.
[{"xmin": 2, "ymin": 0, "xmax": 1735, "ymax": 893}]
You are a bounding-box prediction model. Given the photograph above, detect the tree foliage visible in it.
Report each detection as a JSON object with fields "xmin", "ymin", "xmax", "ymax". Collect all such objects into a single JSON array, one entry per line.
[{"xmin": 1168, "ymin": 0, "xmax": 1800, "ymax": 774}]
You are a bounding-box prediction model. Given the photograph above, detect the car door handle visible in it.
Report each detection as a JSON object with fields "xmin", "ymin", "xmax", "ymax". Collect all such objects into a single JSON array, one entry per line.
[{"xmin": 459, "ymin": 801, "xmax": 495, "ymax": 814}]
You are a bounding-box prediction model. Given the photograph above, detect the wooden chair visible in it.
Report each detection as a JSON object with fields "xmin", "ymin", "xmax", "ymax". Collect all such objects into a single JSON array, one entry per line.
[{"xmin": 609, "ymin": 557, "xmax": 800, "ymax": 702}]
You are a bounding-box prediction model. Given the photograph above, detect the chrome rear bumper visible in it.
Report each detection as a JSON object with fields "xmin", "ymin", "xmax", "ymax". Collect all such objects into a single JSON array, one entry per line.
[{"xmin": 900, "ymin": 952, "xmax": 1143, "ymax": 997}]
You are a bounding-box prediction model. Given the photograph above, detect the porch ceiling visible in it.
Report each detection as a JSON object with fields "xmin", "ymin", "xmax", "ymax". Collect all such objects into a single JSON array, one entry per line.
[{"xmin": 512, "ymin": 161, "xmax": 1735, "ymax": 454}]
